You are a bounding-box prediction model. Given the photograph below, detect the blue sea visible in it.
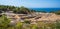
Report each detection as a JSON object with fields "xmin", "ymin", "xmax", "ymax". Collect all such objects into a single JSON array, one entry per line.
[{"xmin": 30, "ymin": 8, "xmax": 60, "ymax": 12}]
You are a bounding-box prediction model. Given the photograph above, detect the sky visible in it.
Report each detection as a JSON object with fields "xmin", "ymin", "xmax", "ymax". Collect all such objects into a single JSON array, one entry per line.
[{"xmin": 0, "ymin": 0, "xmax": 60, "ymax": 8}]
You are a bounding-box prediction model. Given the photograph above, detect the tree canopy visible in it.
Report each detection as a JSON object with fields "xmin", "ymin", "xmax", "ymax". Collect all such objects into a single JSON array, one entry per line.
[{"xmin": 0, "ymin": 5, "xmax": 35, "ymax": 14}]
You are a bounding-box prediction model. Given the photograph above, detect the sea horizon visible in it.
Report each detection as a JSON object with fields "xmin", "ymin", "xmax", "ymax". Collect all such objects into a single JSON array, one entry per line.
[{"xmin": 29, "ymin": 8, "xmax": 60, "ymax": 12}]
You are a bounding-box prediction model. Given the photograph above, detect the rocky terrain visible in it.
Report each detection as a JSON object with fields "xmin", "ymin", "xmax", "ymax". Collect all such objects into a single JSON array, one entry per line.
[{"xmin": 4, "ymin": 11, "xmax": 60, "ymax": 24}]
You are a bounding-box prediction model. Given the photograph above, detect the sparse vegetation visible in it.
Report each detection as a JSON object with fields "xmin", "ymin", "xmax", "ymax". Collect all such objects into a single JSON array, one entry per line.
[
  {"xmin": 50, "ymin": 10, "xmax": 60, "ymax": 15},
  {"xmin": 0, "ymin": 15, "xmax": 60, "ymax": 29}
]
